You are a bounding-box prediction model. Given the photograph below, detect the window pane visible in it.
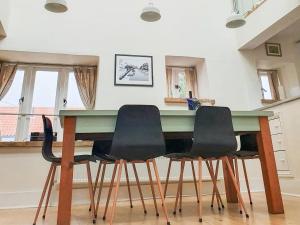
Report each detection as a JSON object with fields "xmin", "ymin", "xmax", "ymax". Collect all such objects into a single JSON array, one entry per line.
[
  {"xmin": 29, "ymin": 71, "xmax": 58, "ymax": 137},
  {"xmin": 178, "ymin": 72, "xmax": 187, "ymax": 98},
  {"xmin": 66, "ymin": 72, "xmax": 85, "ymax": 109},
  {"xmin": 171, "ymin": 68, "xmax": 188, "ymax": 98},
  {"xmin": 260, "ymin": 74, "xmax": 272, "ymax": 100},
  {"xmin": 0, "ymin": 70, "xmax": 24, "ymax": 141}
]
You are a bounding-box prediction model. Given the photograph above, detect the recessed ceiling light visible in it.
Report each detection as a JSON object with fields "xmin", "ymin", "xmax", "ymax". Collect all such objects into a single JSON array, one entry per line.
[
  {"xmin": 45, "ymin": 0, "xmax": 68, "ymax": 13},
  {"xmin": 141, "ymin": 2, "xmax": 161, "ymax": 22}
]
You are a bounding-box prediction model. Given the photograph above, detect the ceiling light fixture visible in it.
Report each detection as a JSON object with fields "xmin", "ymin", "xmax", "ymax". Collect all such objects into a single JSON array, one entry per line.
[
  {"xmin": 226, "ymin": 0, "xmax": 246, "ymax": 28},
  {"xmin": 141, "ymin": 2, "xmax": 161, "ymax": 22},
  {"xmin": 45, "ymin": 0, "xmax": 68, "ymax": 13}
]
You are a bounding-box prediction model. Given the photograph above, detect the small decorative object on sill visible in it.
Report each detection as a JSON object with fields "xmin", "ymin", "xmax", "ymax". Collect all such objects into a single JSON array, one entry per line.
[{"xmin": 187, "ymin": 91, "xmax": 201, "ymax": 110}]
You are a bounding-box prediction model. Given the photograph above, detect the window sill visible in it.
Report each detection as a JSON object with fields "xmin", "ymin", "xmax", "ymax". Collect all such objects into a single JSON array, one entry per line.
[
  {"xmin": 164, "ymin": 97, "xmax": 215, "ymax": 105},
  {"xmin": 261, "ymin": 99, "xmax": 278, "ymax": 104}
]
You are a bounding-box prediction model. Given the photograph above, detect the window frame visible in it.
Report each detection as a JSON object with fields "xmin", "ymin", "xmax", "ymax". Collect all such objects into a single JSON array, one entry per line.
[
  {"xmin": 1, "ymin": 64, "xmax": 83, "ymax": 141},
  {"xmin": 257, "ymin": 69, "xmax": 279, "ymax": 104},
  {"xmin": 165, "ymin": 66, "xmax": 199, "ymax": 104}
]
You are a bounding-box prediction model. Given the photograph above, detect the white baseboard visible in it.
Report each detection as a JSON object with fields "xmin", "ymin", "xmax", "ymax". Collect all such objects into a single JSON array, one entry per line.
[
  {"xmin": 0, "ymin": 177, "xmax": 265, "ymax": 209},
  {"xmin": 281, "ymin": 192, "xmax": 300, "ymax": 198}
]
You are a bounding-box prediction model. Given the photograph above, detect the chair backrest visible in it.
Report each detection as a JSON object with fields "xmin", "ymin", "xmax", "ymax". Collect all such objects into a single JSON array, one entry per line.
[
  {"xmin": 240, "ymin": 134, "xmax": 258, "ymax": 152},
  {"xmin": 190, "ymin": 106, "xmax": 237, "ymax": 158},
  {"xmin": 110, "ymin": 105, "xmax": 166, "ymax": 161},
  {"xmin": 42, "ymin": 115, "xmax": 56, "ymax": 162}
]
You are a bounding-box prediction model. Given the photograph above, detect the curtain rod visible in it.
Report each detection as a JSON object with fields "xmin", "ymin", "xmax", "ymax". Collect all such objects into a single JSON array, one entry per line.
[{"xmin": 1, "ymin": 61, "xmax": 98, "ymax": 68}]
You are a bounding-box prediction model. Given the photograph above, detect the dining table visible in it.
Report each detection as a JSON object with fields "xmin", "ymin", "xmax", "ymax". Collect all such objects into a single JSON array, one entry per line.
[{"xmin": 57, "ymin": 109, "xmax": 284, "ymax": 225}]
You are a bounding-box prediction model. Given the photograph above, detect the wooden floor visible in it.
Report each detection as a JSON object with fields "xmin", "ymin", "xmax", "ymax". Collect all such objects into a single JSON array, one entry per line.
[{"xmin": 0, "ymin": 193, "xmax": 298, "ymax": 225}]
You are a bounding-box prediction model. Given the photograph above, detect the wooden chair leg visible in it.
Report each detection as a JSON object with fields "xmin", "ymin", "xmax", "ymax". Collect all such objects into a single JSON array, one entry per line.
[
  {"xmin": 234, "ymin": 158, "xmax": 243, "ymax": 214},
  {"xmin": 95, "ymin": 162, "xmax": 107, "ymax": 218},
  {"xmin": 103, "ymin": 163, "xmax": 118, "ymax": 220},
  {"xmin": 224, "ymin": 157, "xmax": 249, "ymax": 218},
  {"xmin": 211, "ymin": 162, "xmax": 216, "ymax": 208},
  {"xmin": 42, "ymin": 165, "xmax": 57, "ymax": 219},
  {"xmin": 89, "ymin": 161, "xmax": 102, "ymax": 211},
  {"xmin": 198, "ymin": 157, "xmax": 203, "ymax": 223},
  {"xmin": 124, "ymin": 162, "xmax": 133, "ymax": 208},
  {"xmin": 152, "ymin": 159, "xmax": 171, "ymax": 225},
  {"xmin": 164, "ymin": 159, "xmax": 173, "ymax": 198},
  {"xmin": 242, "ymin": 159, "xmax": 253, "ymax": 205},
  {"xmin": 191, "ymin": 160, "xmax": 200, "ymax": 203},
  {"xmin": 179, "ymin": 160, "xmax": 186, "ymax": 213},
  {"xmin": 173, "ymin": 159, "xmax": 184, "ymax": 215},
  {"xmin": 132, "ymin": 162, "xmax": 147, "ymax": 214},
  {"xmin": 146, "ymin": 160, "xmax": 159, "ymax": 217},
  {"xmin": 33, "ymin": 164, "xmax": 54, "ymax": 225},
  {"xmin": 86, "ymin": 162, "xmax": 96, "ymax": 224},
  {"xmin": 109, "ymin": 160, "xmax": 124, "ymax": 225},
  {"xmin": 205, "ymin": 161, "xmax": 221, "ymax": 211},
  {"xmin": 209, "ymin": 160, "xmax": 224, "ymax": 209}
]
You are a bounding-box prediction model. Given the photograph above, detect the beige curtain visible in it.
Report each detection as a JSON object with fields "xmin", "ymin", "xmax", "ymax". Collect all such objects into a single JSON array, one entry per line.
[
  {"xmin": 185, "ymin": 67, "xmax": 199, "ymax": 98},
  {"xmin": 166, "ymin": 67, "xmax": 173, "ymax": 97},
  {"xmin": 0, "ymin": 63, "xmax": 17, "ymax": 101},
  {"xmin": 74, "ymin": 66, "xmax": 97, "ymax": 109}
]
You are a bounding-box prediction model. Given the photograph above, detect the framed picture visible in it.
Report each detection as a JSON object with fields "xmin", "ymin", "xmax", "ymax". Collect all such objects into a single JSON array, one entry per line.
[
  {"xmin": 265, "ymin": 43, "xmax": 282, "ymax": 57},
  {"xmin": 114, "ymin": 54, "xmax": 153, "ymax": 87}
]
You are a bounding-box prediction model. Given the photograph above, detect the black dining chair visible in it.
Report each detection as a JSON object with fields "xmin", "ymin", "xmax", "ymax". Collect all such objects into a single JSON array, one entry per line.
[
  {"xmin": 165, "ymin": 106, "xmax": 249, "ymax": 222},
  {"xmin": 33, "ymin": 115, "xmax": 97, "ymax": 225},
  {"xmin": 164, "ymin": 139, "xmax": 200, "ymax": 207},
  {"xmin": 164, "ymin": 139, "xmax": 225, "ymax": 213},
  {"xmin": 95, "ymin": 105, "xmax": 170, "ymax": 225},
  {"xmin": 211, "ymin": 134, "xmax": 259, "ymax": 207},
  {"xmin": 91, "ymin": 140, "xmax": 148, "ymax": 220}
]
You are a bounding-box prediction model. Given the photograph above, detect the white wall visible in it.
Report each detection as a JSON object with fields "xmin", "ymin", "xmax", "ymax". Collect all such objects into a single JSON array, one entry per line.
[
  {"xmin": 0, "ymin": 0, "xmax": 262, "ymax": 110},
  {"xmin": 0, "ymin": 0, "xmax": 10, "ymax": 30},
  {"xmin": 295, "ymin": 43, "xmax": 300, "ymax": 81}
]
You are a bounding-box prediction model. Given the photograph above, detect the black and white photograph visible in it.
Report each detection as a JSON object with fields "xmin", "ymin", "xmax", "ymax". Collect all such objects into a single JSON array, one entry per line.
[{"xmin": 114, "ymin": 54, "xmax": 153, "ymax": 86}]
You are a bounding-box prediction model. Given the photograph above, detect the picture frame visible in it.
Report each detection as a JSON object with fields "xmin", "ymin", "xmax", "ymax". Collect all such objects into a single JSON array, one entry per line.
[
  {"xmin": 265, "ymin": 43, "xmax": 282, "ymax": 57},
  {"xmin": 114, "ymin": 54, "xmax": 153, "ymax": 87}
]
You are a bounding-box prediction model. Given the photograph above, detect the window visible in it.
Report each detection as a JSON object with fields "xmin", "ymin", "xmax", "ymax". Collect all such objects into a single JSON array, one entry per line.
[
  {"xmin": 0, "ymin": 65, "xmax": 85, "ymax": 141},
  {"xmin": 0, "ymin": 70, "xmax": 24, "ymax": 141},
  {"xmin": 66, "ymin": 72, "xmax": 85, "ymax": 109},
  {"xmin": 28, "ymin": 70, "xmax": 58, "ymax": 136},
  {"xmin": 166, "ymin": 66, "xmax": 198, "ymax": 99},
  {"xmin": 258, "ymin": 70, "xmax": 279, "ymax": 103}
]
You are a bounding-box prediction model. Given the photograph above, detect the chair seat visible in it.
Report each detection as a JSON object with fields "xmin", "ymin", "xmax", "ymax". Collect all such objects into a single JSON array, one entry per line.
[
  {"xmin": 233, "ymin": 150, "xmax": 259, "ymax": 158},
  {"xmin": 165, "ymin": 152, "xmax": 196, "ymax": 159},
  {"xmin": 165, "ymin": 139, "xmax": 193, "ymax": 155},
  {"xmin": 52, "ymin": 154, "xmax": 97, "ymax": 164},
  {"xmin": 94, "ymin": 152, "xmax": 115, "ymax": 162}
]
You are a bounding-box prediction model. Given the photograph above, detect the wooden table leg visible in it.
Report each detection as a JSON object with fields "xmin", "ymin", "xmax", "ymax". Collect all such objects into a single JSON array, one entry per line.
[
  {"xmin": 222, "ymin": 157, "xmax": 238, "ymax": 203},
  {"xmin": 57, "ymin": 117, "xmax": 76, "ymax": 225},
  {"xmin": 257, "ymin": 117, "xmax": 284, "ymax": 214}
]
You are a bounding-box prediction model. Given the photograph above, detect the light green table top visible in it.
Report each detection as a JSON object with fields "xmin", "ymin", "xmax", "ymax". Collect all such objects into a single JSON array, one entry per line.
[{"xmin": 59, "ymin": 110, "xmax": 273, "ymax": 133}]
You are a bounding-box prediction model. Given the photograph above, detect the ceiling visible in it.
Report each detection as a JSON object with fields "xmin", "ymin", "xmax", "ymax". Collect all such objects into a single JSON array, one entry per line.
[{"xmin": 275, "ymin": 18, "xmax": 300, "ymax": 43}]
